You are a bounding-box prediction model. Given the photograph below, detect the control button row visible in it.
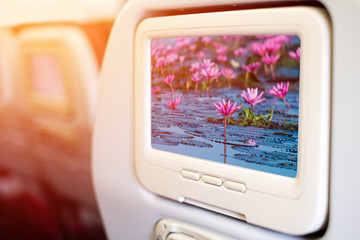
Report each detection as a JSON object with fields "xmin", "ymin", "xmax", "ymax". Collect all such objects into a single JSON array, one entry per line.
[
  {"xmin": 180, "ymin": 169, "xmax": 200, "ymax": 181},
  {"xmin": 180, "ymin": 169, "xmax": 246, "ymax": 193},
  {"xmin": 223, "ymin": 180, "xmax": 247, "ymax": 193},
  {"xmin": 201, "ymin": 174, "xmax": 222, "ymax": 186}
]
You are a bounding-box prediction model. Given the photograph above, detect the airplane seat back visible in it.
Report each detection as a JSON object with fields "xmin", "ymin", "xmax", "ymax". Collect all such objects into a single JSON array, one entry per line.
[
  {"xmin": 0, "ymin": 30, "xmax": 35, "ymax": 176},
  {"xmin": 93, "ymin": 0, "xmax": 360, "ymax": 239},
  {"xmin": 0, "ymin": 2, "xmax": 116, "ymax": 239},
  {"xmin": 14, "ymin": 24, "xmax": 99, "ymax": 207}
]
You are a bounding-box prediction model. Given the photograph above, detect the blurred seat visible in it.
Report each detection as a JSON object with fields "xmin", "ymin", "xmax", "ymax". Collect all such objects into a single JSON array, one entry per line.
[
  {"xmin": 0, "ymin": 30, "xmax": 37, "ymax": 177},
  {"xmin": 15, "ymin": 23, "xmax": 101, "ymax": 208},
  {"xmin": 0, "ymin": 21, "xmax": 113, "ymax": 239}
]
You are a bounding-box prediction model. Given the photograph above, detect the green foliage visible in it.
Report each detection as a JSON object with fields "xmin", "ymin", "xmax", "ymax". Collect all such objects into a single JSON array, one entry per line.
[
  {"xmin": 206, "ymin": 107, "xmax": 297, "ymax": 131},
  {"xmin": 280, "ymin": 57, "xmax": 299, "ymax": 69},
  {"xmin": 201, "ymin": 81, "xmax": 209, "ymax": 90},
  {"xmin": 205, "ymin": 117, "xmax": 222, "ymax": 124},
  {"xmin": 247, "ymin": 55, "xmax": 262, "ymax": 64},
  {"xmin": 201, "ymin": 78, "xmax": 217, "ymax": 90},
  {"xmin": 280, "ymin": 122, "xmax": 298, "ymax": 131},
  {"xmin": 238, "ymin": 106, "xmax": 274, "ymax": 127}
]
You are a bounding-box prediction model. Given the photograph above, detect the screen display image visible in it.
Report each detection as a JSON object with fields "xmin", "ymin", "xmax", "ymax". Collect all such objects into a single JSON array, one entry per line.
[{"xmin": 151, "ymin": 35, "xmax": 300, "ymax": 178}]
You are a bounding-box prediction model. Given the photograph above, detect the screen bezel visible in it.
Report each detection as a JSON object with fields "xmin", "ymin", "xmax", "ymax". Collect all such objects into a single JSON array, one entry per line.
[
  {"xmin": 137, "ymin": 17, "xmax": 308, "ymax": 199},
  {"xmin": 149, "ymin": 34, "xmax": 301, "ymax": 179},
  {"xmin": 134, "ymin": 6, "xmax": 330, "ymax": 235}
]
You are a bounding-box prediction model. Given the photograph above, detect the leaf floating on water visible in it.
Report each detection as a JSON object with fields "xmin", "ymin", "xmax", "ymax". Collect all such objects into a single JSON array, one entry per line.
[
  {"xmin": 181, "ymin": 140, "xmax": 213, "ymax": 148},
  {"xmin": 274, "ymin": 132, "xmax": 293, "ymax": 137}
]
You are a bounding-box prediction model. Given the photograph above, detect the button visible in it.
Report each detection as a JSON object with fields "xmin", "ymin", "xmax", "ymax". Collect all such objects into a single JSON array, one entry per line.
[
  {"xmin": 201, "ymin": 175, "xmax": 222, "ymax": 186},
  {"xmin": 180, "ymin": 170, "xmax": 200, "ymax": 181},
  {"xmin": 224, "ymin": 181, "xmax": 246, "ymax": 193},
  {"xmin": 166, "ymin": 233, "xmax": 198, "ymax": 240}
]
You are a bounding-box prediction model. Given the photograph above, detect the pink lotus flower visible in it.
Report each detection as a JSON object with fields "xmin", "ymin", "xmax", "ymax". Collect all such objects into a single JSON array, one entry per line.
[
  {"xmin": 160, "ymin": 45, "xmax": 172, "ymax": 56},
  {"xmin": 165, "ymin": 52, "xmax": 178, "ymax": 65},
  {"xmin": 179, "ymin": 55, "xmax": 185, "ymax": 69},
  {"xmin": 189, "ymin": 44, "xmax": 196, "ymax": 51},
  {"xmin": 166, "ymin": 44, "xmax": 173, "ymax": 51},
  {"xmin": 164, "ymin": 74, "xmax": 175, "ymax": 93},
  {"xmin": 271, "ymin": 35, "xmax": 292, "ymax": 45},
  {"xmin": 191, "ymin": 72, "xmax": 203, "ymax": 93},
  {"xmin": 216, "ymin": 45, "xmax": 228, "ymax": 55},
  {"xmin": 268, "ymin": 81, "xmax": 289, "ymax": 98},
  {"xmin": 241, "ymin": 87, "xmax": 265, "ymax": 112},
  {"xmin": 151, "ymin": 43, "xmax": 164, "ymax": 58},
  {"xmin": 255, "ymin": 35, "xmax": 272, "ymax": 39},
  {"xmin": 190, "ymin": 62, "xmax": 201, "ymax": 72},
  {"xmin": 175, "ymin": 37, "xmax": 191, "ymax": 48},
  {"xmin": 201, "ymin": 64, "xmax": 220, "ymax": 95},
  {"xmin": 289, "ymin": 47, "xmax": 301, "ymax": 60},
  {"xmin": 155, "ymin": 56, "xmax": 166, "ymax": 76},
  {"xmin": 213, "ymin": 99, "xmax": 241, "ymax": 163},
  {"xmin": 164, "ymin": 74, "xmax": 175, "ymax": 84},
  {"xmin": 221, "ymin": 68, "xmax": 237, "ymax": 80},
  {"xmin": 197, "ymin": 51, "xmax": 205, "ymax": 60},
  {"xmin": 212, "ymin": 41, "xmax": 222, "ymax": 48},
  {"xmin": 234, "ymin": 47, "xmax": 247, "ymax": 57},
  {"xmin": 191, "ymin": 37, "xmax": 200, "ymax": 42},
  {"xmin": 267, "ymin": 81, "xmax": 290, "ymax": 109},
  {"xmin": 263, "ymin": 40, "xmax": 281, "ymax": 54},
  {"xmin": 242, "ymin": 61, "xmax": 261, "ymax": 87},
  {"xmin": 201, "ymin": 65, "xmax": 220, "ymax": 80},
  {"xmin": 201, "ymin": 59, "xmax": 215, "ymax": 68},
  {"xmin": 179, "ymin": 55, "xmax": 185, "ymax": 63},
  {"xmin": 217, "ymin": 54, "xmax": 228, "ymax": 62},
  {"xmin": 222, "ymin": 36, "xmax": 232, "ymax": 41},
  {"xmin": 201, "ymin": 37, "xmax": 212, "ymax": 45},
  {"xmin": 261, "ymin": 53, "xmax": 280, "ymax": 80},
  {"xmin": 261, "ymin": 53, "xmax": 280, "ymax": 65},
  {"xmin": 247, "ymin": 139, "xmax": 256, "ymax": 146},
  {"xmin": 221, "ymin": 68, "xmax": 237, "ymax": 88},
  {"xmin": 151, "ymin": 86, "xmax": 160, "ymax": 94},
  {"xmin": 249, "ymin": 42, "xmax": 267, "ymax": 57},
  {"xmin": 191, "ymin": 72, "xmax": 203, "ymax": 84},
  {"xmin": 167, "ymin": 97, "xmax": 181, "ymax": 109},
  {"xmin": 191, "ymin": 72, "xmax": 203, "ymax": 83},
  {"xmin": 155, "ymin": 56, "xmax": 165, "ymax": 68},
  {"xmin": 214, "ymin": 99, "xmax": 241, "ymax": 118},
  {"xmin": 242, "ymin": 61, "xmax": 261, "ymax": 73}
]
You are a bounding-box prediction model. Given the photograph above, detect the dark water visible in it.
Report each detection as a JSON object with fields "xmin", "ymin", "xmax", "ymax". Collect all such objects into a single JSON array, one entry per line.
[{"xmin": 151, "ymin": 88, "xmax": 298, "ymax": 178}]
